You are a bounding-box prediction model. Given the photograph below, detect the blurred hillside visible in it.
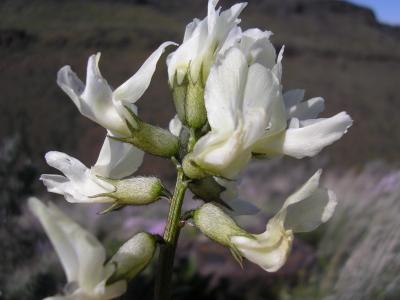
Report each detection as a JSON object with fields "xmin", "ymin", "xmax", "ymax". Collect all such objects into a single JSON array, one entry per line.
[{"xmin": 0, "ymin": 0, "xmax": 399, "ymax": 182}]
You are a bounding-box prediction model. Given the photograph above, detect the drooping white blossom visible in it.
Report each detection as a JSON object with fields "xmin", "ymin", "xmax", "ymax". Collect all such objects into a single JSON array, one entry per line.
[
  {"xmin": 167, "ymin": 0, "xmax": 247, "ymax": 86},
  {"xmin": 29, "ymin": 197, "xmax": 127, "ymax": 300},
  {"xmin": 230, "ymin": 170, "xmax": 337, "ymax": 272}
]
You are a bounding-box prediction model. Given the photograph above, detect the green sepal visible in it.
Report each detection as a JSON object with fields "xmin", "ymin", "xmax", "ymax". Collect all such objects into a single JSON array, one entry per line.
[
  {"xmin": 189, "ymin": 176, "xmax": 232, "ymax": 210},
  {"xmin": 111, "ymin": 105, "xmax": 179, "ymax": 158}
]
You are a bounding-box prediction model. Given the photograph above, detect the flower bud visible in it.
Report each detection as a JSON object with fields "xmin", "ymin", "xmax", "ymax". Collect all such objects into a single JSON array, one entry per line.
[
  {"xmin": 113, "ymin": 177, "xmax": 166, "ymax": 204},
  {"xmin": 107, "ymin": 232, "xmax": 156, "ymax": 282},
  {"xmin": 193, "ymin": 203, "xmax": 250, "ymax": 248},
  {"xmin": 171, "ymin": 74, "xmax": 207, "ymax": 130},
  {"xmin": 114, "ymin": 109, "xmax": 179, "ymax": 158}
]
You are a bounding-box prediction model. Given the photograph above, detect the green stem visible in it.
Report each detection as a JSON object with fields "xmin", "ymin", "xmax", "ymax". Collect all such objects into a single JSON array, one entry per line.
[{"xmin": 154, "ymin": 166, "xmax": 187, "ymax": 300}]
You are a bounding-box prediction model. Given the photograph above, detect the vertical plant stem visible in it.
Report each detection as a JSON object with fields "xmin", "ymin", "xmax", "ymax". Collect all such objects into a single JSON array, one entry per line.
[{"xmin": 154, "ymin": 167, "xmax": 187, "ymax": 300}]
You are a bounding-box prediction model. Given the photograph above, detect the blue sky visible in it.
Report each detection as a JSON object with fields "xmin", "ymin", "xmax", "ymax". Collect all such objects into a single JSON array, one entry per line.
[{"xmin": 346, "ymin": 0, "xmax": 400, "ymax": 25}]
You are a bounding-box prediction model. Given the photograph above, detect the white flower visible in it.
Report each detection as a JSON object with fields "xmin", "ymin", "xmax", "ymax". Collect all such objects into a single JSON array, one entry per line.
[
  {"xmin": 28, "ymin": 197, "xmax": 127, "ymax": 300},
  {"xmin": 189, "ymin": 30, "xmax": 352, "ymax": 178},
  {"xmin": 40, "ymin": 147, "xmax": 162, "ymax": 205},
  {"xmin": 58, "ymin": 42, "xmax": 175, "ymax": 137},
  {"xmin": 167, "ymin": 0, "xmax": 247, "ymax": 86},
  {"xmin": 230, "ymin": 170, "xmax": 337, "ymax": 272},
  {"xmin": 191, "ymin": 46, "xmax": 282, "ymax": 178},
  {"xmin": 40, "ymin": 151, "xmax": 116, "ymax": 204}
]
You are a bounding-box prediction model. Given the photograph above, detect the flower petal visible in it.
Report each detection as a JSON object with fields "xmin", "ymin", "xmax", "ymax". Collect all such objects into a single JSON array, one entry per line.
[
  {"xmin": 29, "ymin": 198, "xmax": 80, "ymax": 282},
  {"xmin": 283, "ymin": 89, "xmax": 305, "ymax": 109},
  {"xmin": 42, "ymin": 151, "xmax": 114, "ymax": 202},
  {"xmin": 240, "ymin": 28, "xmax": 276, "ymax": 68},
  {"xmin": 57, "ymin": 66, "xmax": 85, "ymax": 111},
  {"xmin": 113, "ymin": 42, "xmax": 177, "ymax": 104},
  {"xmin": 30, "ymin": 199, "xmax": 112, "ymax": 293},
  {"xmin": 231, "ymin": 220, "xmax": 293, "ymax": 272},
  {"xmin": 93, "ymin": 136, "xmax": 144, "ymax": 179},
  {"xmin": 281, "ymin": 111, "xmax": 353, "ymax": 158},
  {"xmin": 281, "ymin": 170, "xmax": 337, "ymax": 232},
  {"xmin": 253, "ymin": 112, "xmax": 353, "ymax": 158},
  {"xmin": 287, "ymin": 97, "xmax": 325, "ymax": 120},
  {"xmin": 58, "ymin": 54, "xmax": 129, "ymax": 136},
  {"xmin": 205, "ymin": 47, "xmax": 248, "ymax": 133},
  {"xmin": 242, "ymin": 64, "xmax": 279, "ymax": 147},
  {"xmin": 169, "ymin": 115, "xmax": 183, "ymax": 137}
]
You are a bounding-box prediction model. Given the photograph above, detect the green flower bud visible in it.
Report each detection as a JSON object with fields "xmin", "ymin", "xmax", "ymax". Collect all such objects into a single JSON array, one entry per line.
[
  {"xmin": 193, "ymin": 203, "xmax": 250, "ymax": 248},
  {"xmin": 113, "ymin": 177, "xmax": 165, "ymax": 205},
  {"xmin": 113, "ymin": 108, "xmax": 179, "ymax": 158},
  {"xmin": 96, "ymin": 176, "xmax": 167, "ymax": 209},
  {"xmin": 171, "ymin": 72, "xmax": 207, "ymax": 130},
  {"xmin": 107, "ymin": 232, "xmax": 156, "ymax": 282}
]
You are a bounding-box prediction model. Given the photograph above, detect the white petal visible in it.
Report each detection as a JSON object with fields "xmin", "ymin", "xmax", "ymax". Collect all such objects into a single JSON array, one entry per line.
[
  {"xmin": 281, "ymin": 111, "xmax": 353, "ymax": 158},
  {"xmin": 218, "ymin": 25, "xmax": 242, "ymax": 55},
  {"xmin": 272, "ymin": 46, "xmax": 284, "ymax": 80},
  {"xmin": 283, "ymin": 89, "xmax": 305, "ymax": 109},
  {"xmin": 44, "ymin": 296, "xmax": 68, "ymax": 300},
  {"xmin": 167, "ymin": 21, "xmax": 207, "ymax": 85},
  {"xmin": 43, "ymin": 151, "xmax": 114, "ymax": 202},
  {"xmin": 193, "ymin": 130, "xmax": 251, "ymax": 178},
  {"xmin": 81, "ymin": 54, "xmax": 129, "ymax": 136},
  {"xmin": 58, "ymin": 54, "xmax": 129, "ymax": 136},
  {"xmin": 44, "ymin": 151, "xmax": 88, "ymax": 183},
  {"xmin": 183, "ymin": 18, "xmax": 201, "ymax": 42},
  {"xmin": 231, "ymin": 220, "xmax": 293, "ymax": 272},
  {"xmin": 29, "ymin": 198, "xmax": 80, "ymax": 282},
  {"xmin": 113, "ymin": 42, "xmax": 177, "ymax": 104},
  {"xmin": 169, "ymin": 115, "xmax": 183, "ymax": 137},
  {"xmin": 40, "ymin": 174, "xmax": 70, "ymax": 195},
  {"xmin": 287, "ymin": 97, "xmax": 325, "ymax": 120},
  {"xmin": 242, "ymin": 64, "xmax": 279, "ymax": 147},
  {"xmin": 205, "ymin": 47, "xmax": 248, "ymax": 132},
  {"xmin": 279, "ymin": 170, "xmax": 338, "ymax": 232},
  {"xmin": 57, "ymin": 66, "xmax": 85, "ymax": 111},
  {"xmin": 240, "ymin": 28, "xmax": 276, "ymax": 68},
  {"xmin": 96, "ymin": 280, "xmax": 127, "ymax": 300},
  {"xmin": 71, "ymin": 228, "xmax": 108, "ymax": 291},
  {"xmin": 93, "ymin": 136, "xmax": 144, "ymax": 179}
]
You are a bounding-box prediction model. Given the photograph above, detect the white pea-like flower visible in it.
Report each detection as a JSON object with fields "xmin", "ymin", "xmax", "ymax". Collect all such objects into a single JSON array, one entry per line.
[
  {"xmin": 194, "ymin": 170, "xmax": 337, "ymax": 272},
  {"xmin": 167, "ymin": 0, "xmax": 247, "ymax": 86},
  {"xmin": 188, "ymin": 30, "xmax": 352, "ymax": 178},
  {"xmin": 230, "ymin": 170, "xmax": 337, "ymax": 272},
  {"xmin": 40, "ymin": 146, "xmax": 162, "ymax": 205},
  {"xmin": 28, "ymin": 197, "xmax": 127, "ymax": 300},
  {"xmin": 190, "ymin": 46, "xmax": 282, "ymax": 178},
  {"xmin": 58, "ymin": 42, "xmax": 176, "ymax": 137}
]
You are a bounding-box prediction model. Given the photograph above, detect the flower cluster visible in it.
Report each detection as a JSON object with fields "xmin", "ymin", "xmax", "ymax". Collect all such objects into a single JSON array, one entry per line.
[{"xmin": 31, "ymin": 1, "xmax": 352, "ymax": 299}]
